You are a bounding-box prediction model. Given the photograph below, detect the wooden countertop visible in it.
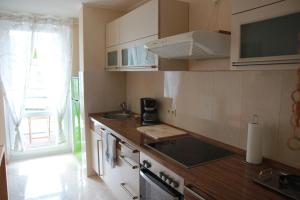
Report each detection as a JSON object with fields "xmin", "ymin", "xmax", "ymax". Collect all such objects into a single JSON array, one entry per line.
[{"xmin": 90, "ymin": 113, "xmax": 299, "ymax": 200}]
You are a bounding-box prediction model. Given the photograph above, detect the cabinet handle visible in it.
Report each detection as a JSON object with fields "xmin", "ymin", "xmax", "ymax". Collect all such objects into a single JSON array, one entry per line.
[
  {"xmin": 120, "ymin": 183, "xmax": 138, "ymax": 200},
  {"xmin": 119, "ymin": 155, "xmax": 139, "ymax": 169},
  {"xmin": 185, "ymin": 185, "xmax": 207, "ymax": 200},
  {"xmin": 97, "ymin": 140, "xmax": 103, "ymax": 176},
  {"xmin": 120, "ymin": 141, "xmax": 139, "ymax": 154}
]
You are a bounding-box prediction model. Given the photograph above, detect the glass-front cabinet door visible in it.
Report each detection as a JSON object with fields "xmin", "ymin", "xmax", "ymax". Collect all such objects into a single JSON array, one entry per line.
[
  {"xmin": 231, "ymin": 1, "xmax": 300, "ymax": 69},
  {"xmin": 106, "ymin": 46, "xmax": 119, "ymax": 70},
  {"xmin": 120, "ymin": 35, "xmax": 158, "ymax": 70},
  {"xmin": 121, "ymin": 45, "xmax": 157, "ymax": 68},
  {"xmin": 240, "ymin": 12, "xmax": 300, "ymax": 59}
]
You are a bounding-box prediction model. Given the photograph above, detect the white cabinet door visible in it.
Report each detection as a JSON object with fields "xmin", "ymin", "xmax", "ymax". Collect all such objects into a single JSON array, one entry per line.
[
  {"xmin": 102, "ymin": 133, "xmax": 140, "ymax": 200},
  {"xmin": 119, "ymin": 35, "xmax": 159, "ymax": 70},
  {"xmin": 118, "ymin": 153, "xmax": 140, "ymax": 199},
  {"xmin": 102, "ymin": 147, "xmax": 135, "ymax": 199},
  {"xmin": 91, "ymin": 130, "xmax": 102, "ymax": 176},
  {"xmin": 106, "ymin": 19, "xmax": 120, "ymax": 47},
  {"xmin": 119, "ymin": 0, "xmax": 159, "ymax": 44},
  {"xmin": 232, "ymin": 0, "xmax": 282, "ymax": 14},
  {"xmin": 106, "ymin": 46, "xmax": 120, "ymax": 70}
]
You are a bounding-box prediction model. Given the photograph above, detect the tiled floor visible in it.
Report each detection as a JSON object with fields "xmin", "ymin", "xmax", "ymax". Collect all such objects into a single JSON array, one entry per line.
[{"xmin": 7, "ymin": 154, "xmax": 116, "ymax": 200}]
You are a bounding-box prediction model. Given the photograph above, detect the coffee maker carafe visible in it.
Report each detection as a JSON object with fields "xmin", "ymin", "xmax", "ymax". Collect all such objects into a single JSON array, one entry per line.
[{"xmin": 140, "ymin": 98, "xmax": 159, "ymax": 126}]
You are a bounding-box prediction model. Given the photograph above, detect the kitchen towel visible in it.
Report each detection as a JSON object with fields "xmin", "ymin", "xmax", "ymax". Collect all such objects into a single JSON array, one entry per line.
[
  {"xmin": 105, "ymin": 132, "xmax": 117, "ymax": 168},
  {"xmin": 246, "ymin": 122, "xmax": 264, "ymax": 164}
]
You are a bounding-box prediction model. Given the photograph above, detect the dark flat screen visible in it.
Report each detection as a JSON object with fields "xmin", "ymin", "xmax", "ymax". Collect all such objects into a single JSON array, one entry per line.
[
  {"xmin": 240, "ymin": 12, "xmax": 300, "ymax": 58},
  {"xmin": 146, "ymin": 136, "xmax": 234, "ymax": 168}
]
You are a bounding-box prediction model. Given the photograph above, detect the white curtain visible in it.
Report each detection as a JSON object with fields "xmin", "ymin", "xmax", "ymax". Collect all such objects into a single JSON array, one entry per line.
[
  {"xmin": 33, "ymin": 18, "xmax": 73, "ymax": 144},
  {"xmin": 0, "ymin": 12, "xmax": 73, "ymax": 150},
  {"xmin": 0, "ymin": 14, "xmax": 33, "ymax": 151}
]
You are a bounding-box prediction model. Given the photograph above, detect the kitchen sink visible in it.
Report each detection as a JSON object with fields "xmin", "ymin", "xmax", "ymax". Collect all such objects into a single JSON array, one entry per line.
[{"xmin": 102, "ymin": 112, "xmax": 131, "ymax": 120}]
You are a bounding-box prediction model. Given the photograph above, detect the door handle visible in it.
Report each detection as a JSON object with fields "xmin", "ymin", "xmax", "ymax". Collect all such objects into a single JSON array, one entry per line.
[
  {"xmin": 119, "ymin": 155, "xmax": 139, "ymax": 169},
  {"xmin": 97, "ymin": 140, "xmax": 104, "ymax": 176},
  {"xmin": 120, "ymin": 183, "xmax": 138, "ymax": 200}
]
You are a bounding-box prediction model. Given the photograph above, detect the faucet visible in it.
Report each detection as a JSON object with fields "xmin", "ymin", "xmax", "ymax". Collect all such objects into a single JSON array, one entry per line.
[{"xmin": 120, "ymin": 102, "xmax": 128, "ymax": 113}]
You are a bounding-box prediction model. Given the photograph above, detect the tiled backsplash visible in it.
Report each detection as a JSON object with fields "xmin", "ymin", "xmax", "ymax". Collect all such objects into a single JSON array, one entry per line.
[{"xmin": 126, "ymin": 70, "xmax": 300, "ymax": 168}]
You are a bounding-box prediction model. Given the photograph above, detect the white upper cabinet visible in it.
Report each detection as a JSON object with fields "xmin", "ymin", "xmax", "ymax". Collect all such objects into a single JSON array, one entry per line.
[
  {"xmin": 105, "ymin": 0, "xmax": 189, "ymax": 71},
  {"xmin": 106, "ymin": 19, "xmax": 120, "ymax": 47},
  {"xmin": 232, "ymin": 0, "xmax": 282, "ymax": 14},
  {"xmin": 119, "ymin": 0, "xmax": 159, "ymax": 44}
]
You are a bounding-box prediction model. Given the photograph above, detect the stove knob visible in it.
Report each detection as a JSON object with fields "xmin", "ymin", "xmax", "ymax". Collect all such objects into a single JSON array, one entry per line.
[
  {"xmin": 159, "ymin": 172, "xmax": 164, "ymax": 179},
  {"xmin": 143, "ymin": 160, "xmax": 151, "ymax": 168},
  {"xmin": 167, "ymin": 177, "xmax": 173, "ymax": 185},
  {"xmin": 163, "ymin": 175, "xmax": 168, "ymax": 181},
  {"xmin": 159, "ymin": 172, "xmax": 167, "ymax": 181},
  {"xmin": 170, "ymin": 181, "xmax": 179, "ymax": 188}
]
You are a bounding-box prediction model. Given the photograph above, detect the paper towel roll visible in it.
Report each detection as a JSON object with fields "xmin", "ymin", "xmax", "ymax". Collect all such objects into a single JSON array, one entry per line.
[{"xmin": 246, "ymin": 122, "xmax": 263, "ymax": 164}]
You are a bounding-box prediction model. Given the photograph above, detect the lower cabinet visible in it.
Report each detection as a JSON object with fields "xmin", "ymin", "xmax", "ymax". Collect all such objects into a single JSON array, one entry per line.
[{"xmin": 102, "ymin": 131, "xmax": 140, "ymax": 200}]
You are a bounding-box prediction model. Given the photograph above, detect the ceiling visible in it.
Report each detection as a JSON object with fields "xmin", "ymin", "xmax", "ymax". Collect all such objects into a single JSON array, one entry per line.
[{"xmin": 0, "ymin": 0, "xmax": 143, "ymax": 18}]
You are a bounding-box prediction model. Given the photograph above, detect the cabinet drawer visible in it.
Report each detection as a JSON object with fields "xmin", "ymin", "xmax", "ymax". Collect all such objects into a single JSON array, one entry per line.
[
  {"xmin": 118, "ymin": 154, "xmax": 140, "ymax": 200},
  {"xmin": 119, "ymin": 140, "xmax": 139, "ymax": 164},
  {"xmin": 90, "ymin": 120, "xmax": 104, "ymax": 136},
  {"xmin": 103, "ymin": 147, "xmax": 139, "ymax": 200}
]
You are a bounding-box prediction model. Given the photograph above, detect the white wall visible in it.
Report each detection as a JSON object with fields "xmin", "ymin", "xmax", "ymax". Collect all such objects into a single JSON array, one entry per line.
[
  {"xmin": 79, "ymin": 5, "xmax": 126, "ymax": 176},
  {"xmin": 126, "ymin": 0, "xmax": 300, "ymax": 169}
]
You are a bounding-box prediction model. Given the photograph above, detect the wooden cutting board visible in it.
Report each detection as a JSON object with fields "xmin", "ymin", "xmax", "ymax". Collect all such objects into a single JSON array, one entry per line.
[{"xmin": 137, "ymin": 124, "xmax": 187, "ymax": 140}]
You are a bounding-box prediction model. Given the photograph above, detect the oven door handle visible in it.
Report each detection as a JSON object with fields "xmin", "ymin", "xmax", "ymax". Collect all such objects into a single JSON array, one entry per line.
[{"xmin": 140, "ymin": 168, "xmax": 181, "ymax": 200}]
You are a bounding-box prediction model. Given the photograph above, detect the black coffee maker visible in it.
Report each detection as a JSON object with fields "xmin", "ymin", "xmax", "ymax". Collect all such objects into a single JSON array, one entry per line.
[{"xmin": 140, "ymin": 98, "xmax": 159, "ymax": 126}]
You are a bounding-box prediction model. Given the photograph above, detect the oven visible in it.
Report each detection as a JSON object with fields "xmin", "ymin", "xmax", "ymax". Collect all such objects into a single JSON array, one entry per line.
[
  {"xmin": 139, "ymin": 152, "xmax": 184, "ymax": 200},
  {"xmin": 231, "ymin": 0, "xmax": 300, "ymax": 70},
  {"xmin": 140, "ymin": 168, "xmax": 183, "ymax": 200}
]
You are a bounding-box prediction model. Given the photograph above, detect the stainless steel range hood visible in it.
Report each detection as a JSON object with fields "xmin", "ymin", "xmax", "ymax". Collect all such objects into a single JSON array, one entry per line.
[{"xmin": 145, "ymin": 30, "xmax": 230, "ymax": 60}]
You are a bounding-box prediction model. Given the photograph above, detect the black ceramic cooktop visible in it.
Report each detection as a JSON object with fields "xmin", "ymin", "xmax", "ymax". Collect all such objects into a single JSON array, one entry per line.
[{"xmin": 146, "ymin": 135, "xmax": 234, "ymax": 168}]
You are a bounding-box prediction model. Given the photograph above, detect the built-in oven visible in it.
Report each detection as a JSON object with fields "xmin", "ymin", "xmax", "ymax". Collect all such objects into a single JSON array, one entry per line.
[
  {"xmin": 140, "ymin": 168, "xmax": 183, "ymax": 200},
  {"xmin": 231, "ymin": 0, "xmax": 300, "ymax": 70},
  {"xmin": 139, "ymin": 152, "xmax": 184, "ymax": 200}
]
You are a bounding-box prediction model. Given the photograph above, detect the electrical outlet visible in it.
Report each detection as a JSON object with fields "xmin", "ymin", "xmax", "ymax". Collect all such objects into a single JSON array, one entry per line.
[
  {"xmin": 167, "ymin": 108, "xmax": 176, "ymax": 117},
  {"xmin": 171, "ymin": 109, "xmax": 176, "ymax": 116}
]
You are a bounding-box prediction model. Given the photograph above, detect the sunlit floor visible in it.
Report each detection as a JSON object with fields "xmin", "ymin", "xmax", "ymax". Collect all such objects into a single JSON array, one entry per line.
[{"xmin": 7, "ymin": 154, "xmax": 116, "ymax": 200}]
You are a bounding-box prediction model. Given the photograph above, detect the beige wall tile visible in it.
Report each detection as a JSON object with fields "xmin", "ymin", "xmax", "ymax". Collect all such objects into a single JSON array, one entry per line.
[
  {"xmin": 126, "ymin": 72, "xmax": 164, "ymax": 113},
  {"xmin": 171, "ymin": 72, "xmax": 214, "ymax": 135},
  {"xmin": 277, "ymin": 70, "xmax": 300, "ymax": 168},
  {"xmin": 211, "ymin": 71, "xmax": 242, "ymax": 147},
  {"xmin": 126, "ymin": 69, "xmax": 299, "ymax": 168},
  {"xmin": 240, "ymin": 71, "xmax": 282, "ymax": 159}
]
